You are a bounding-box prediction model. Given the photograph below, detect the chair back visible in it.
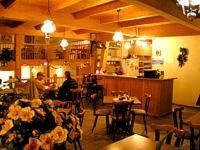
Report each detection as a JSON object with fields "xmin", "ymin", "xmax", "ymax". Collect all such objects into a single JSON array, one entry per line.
[
  {"xmin": 71, "ymin": 88, "xmax": 83, "ymax": 101},
  {"xmin": 113, "ymin": 101, "xmax": 133, "ymax": 122},
  {"xmin": 111, "ymin": 91, "xmax": 127, "ymax": 97},
  {"xmin": 144, "ymin": 93, "xmax": 151, "ymax": 112},
  {"xmin": 90, "ymin": 93, "xmax": 98, "ymax": 114},
  {"xmin": 151, "ymin": 123, "xmax": 186, "ymax": 147},
  {"xmin": 172, "ymin": 107, "xmax": 184, "ymax": 129}
]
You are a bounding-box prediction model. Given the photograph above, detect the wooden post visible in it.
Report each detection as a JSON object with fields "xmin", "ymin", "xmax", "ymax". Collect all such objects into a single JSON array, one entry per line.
[
  {"xmin": 45, "ymin": 39, "xmax": 50, "ymax": 80},
  {"xmin": 15, "ymin": 34, "xmax": 23, "ymax": 78}
]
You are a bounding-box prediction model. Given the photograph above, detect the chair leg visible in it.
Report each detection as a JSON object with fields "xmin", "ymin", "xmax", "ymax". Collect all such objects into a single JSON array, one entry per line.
[
  {"xmin": 92, "ymin": 116, "xmax": 98, "ymax": 132},
  {"xmin": 143, "ymin": 115, "xmax": 148, "ymax": 134},
  {"xmin": 77, "ymin": 139, "xmax": 82, "ymax": 150},
  {"xmin": 130, "ymin": 113, "xmax": 136, "ymax": 134},
  {"xmin": 106, "ymin": 115, "xmax": 110, "ymax": 134},
  {"xmin": 112, "ymin": 120, "xmax": 117, "ymax": 141},
  {"xmin": 73, "ymin": 141, "xmax": 77, "ymax": 150}
]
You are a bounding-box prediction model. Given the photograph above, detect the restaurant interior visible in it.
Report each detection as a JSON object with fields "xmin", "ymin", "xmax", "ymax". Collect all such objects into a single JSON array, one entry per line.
[{"xmin": 0, "ymin": 0, "xmax": 200, "ymax": 150}]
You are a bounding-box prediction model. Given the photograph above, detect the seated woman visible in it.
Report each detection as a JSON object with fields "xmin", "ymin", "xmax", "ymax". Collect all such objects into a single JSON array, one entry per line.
[{"xmin": 58, "ymin": 71, "xmax": 78, "ymax": 101}]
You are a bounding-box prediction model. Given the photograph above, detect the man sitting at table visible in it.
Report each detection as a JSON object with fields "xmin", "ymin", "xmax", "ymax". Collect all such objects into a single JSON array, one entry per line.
[
  {"xmin": 58, "ymin": 71, "xmax": 78, "ymax": 101},
  {"xmin": 35, "ymin": 72, "xmax": 55, "ymax": 99}
]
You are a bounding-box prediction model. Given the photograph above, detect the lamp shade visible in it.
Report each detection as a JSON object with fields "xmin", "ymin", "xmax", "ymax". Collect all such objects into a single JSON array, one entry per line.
[
  {"xmin": 41, "ymin": 19, "xmax": 56, "ymax": 38},
  {"xmin": 177, "ymin": 0, "xmax": 200, "ymax": 6},
  {"xmin": 113, "ymin": 31, "xmax": 124, "ymax": 42},
  {"xmin": 60, "ymin": 39, "xmax": 69, "ymax": 50}
]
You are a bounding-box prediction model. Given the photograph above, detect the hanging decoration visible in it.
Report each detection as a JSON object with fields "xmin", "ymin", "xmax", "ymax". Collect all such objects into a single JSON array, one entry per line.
[
  {"xmin": 113, "ymin": 9, "xmax": 124, "ymax": 42},
  {"xmin": 60, "ymin": 28, "xmax": 68, "ymax": 50},
  {"xmin": 177, "ymin": 47, "xmax": 189, "ymax": 67},
  {"xmin": 0, "ymin": 48, "xmax": 14, "ymax": 67},
  {"xmin": 176, "ymin": 0, "xmax": 200, "ymax": 20},
  {"xmin": 41, "ymin": 0, "xmax": 56, "ymax": 38}
]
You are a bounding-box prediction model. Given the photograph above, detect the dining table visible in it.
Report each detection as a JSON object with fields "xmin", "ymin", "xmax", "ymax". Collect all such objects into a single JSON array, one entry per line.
[
  {"xmin": 102, "ymin": 134, "xmax": 176, "ymax": 150},
  {"xmin": 103, "ymin": 96, "xmax": 141, "ymax": 105}
]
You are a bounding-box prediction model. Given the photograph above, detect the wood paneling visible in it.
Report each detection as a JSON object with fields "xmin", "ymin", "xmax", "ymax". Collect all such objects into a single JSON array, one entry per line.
[{"xmin": 98, "ymin": 75, "xmax": 175, "ymax": 116}]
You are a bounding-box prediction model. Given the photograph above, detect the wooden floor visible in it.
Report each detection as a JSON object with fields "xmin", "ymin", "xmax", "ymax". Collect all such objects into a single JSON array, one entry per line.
[{"xmin": 80, "ymin": 103, "xmax": 199, "ymax": 150}]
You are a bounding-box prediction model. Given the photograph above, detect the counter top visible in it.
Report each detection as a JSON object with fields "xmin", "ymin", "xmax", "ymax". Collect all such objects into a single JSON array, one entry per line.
[{"xmin": 97, "ymin": 74, "xmax": 177, "ymax": 81}]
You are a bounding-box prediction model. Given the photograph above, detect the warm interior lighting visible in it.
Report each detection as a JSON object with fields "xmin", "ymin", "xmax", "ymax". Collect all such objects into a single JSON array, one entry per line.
[
  {"xmin": 177, "ymin": 0, "xmax": 200, "ymax": 20},
  {"xmin": 124, "ymin": 41, "xmax": 131, "ymax": 49},
  {"xmin": 41, "ymin": 19, "xmax": 56, "ymax": 38},
  {"xmin": 113, "ymin": 9, "xmax": 124, "ymax": 42},
  {"xmin": 113, "ymin": 31, "xmax": 124, "ymax": 42},
  {"xmin": 21, "ymin": 66, "xmax": 31, "ymax": 79},
  {"xmin": 41, "ymin": 0, "xmax": 56, "ymax": 38},
  {"xmin": 0, "ymin": 71, "xmax": 15, "ymax": 87},
  {"xmin": 136, "ymin": 40, "xmax": 148, "ymax": 48},
  {"xmin": 56, "ymin": 67, "xmax": 63, "ymax": 77},
  {"xmin": 60, "ymin": 39, "xmax": 69, "ymax": 50}
]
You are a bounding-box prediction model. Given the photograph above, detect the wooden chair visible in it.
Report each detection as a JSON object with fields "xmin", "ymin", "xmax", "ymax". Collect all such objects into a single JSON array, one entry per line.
[
  {"xmin": 112, "ymin": 101, "xmax": 133, "ymax": 141},
  {"xmin": 111, "ymin": 91, "xmax": 127, "ymax": 97},
  {"xmin": 151, "ymin": 123, "xmax": 186, "ymax": 147},
  {"xmin": 188, "ymin": 122, "xmax": 200, "ymax": 150},
  {"xmin": 71, "ymin": 88, "xmax": 85, "ymax": 127},
  {"xmin": 91, "ymin": 93, "xmax": 112, "ymax": 133},
  {"xmin": 173, "ymin": 107, "xmax": 199, "ymax": 149},
  {"xmin": 131, "ymin": 93, "xmax": 151, "ymax": 134}
]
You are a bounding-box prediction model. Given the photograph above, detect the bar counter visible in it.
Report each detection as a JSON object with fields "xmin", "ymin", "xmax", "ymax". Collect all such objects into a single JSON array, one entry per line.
[{"xmin": 98, "ymin": 74, "xmax": 176, "ymax": 117}]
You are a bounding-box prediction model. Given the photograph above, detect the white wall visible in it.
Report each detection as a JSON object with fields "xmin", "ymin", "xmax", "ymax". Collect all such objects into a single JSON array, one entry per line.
[{"xmin": 152, "ymin": 36, "xmax": 200, "ymax": 106}]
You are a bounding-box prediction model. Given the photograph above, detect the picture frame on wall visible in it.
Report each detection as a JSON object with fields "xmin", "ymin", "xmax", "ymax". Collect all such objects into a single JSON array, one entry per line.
[{"xmin": 0, "ymin": 34, "xmax": 14, "ymax": 43}]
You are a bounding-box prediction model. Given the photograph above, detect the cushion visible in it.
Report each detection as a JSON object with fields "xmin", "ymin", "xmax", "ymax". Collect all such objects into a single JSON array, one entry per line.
[{"xmin": 131, "ymin": 109, "xmax": 146, "ymax": 115}]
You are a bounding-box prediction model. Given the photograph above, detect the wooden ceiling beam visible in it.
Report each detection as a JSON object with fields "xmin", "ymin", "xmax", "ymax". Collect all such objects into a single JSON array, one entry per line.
[
  {"xmin": 73, "ymin": 29, "xmax": 96, "ymax": 34},
  {"xmin": 122, "ymin": 0, "xmax": 200, "ymax": 31},
  {"xmin": 72, "ymin": 0, "xmax": 128, "ymax": 19},
  {"xmin": 52, "ymin": 0, "xmax": 82, "ymax": 11},
  {"xmin": 120, "ymin": 16, "xmax": 172, "ymax": 28},
  {"xmin": 138, "ymin": 23, "xmax": 200, "ymax": 37},
  {"xmin": 0, "ymin": 0, "xmax": 16, "ymax": 8}
]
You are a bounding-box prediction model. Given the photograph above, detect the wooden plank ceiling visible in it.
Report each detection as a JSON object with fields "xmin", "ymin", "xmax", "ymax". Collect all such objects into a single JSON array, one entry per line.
[{"xmin": 0, "ymin": 0, "xmax": 200, "ymax": 40}]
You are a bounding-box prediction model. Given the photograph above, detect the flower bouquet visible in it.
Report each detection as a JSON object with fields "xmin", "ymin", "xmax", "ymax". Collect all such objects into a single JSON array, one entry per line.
[{"xmin": 0, "ymin": 98, "xmax": 82, "ymax": 150}]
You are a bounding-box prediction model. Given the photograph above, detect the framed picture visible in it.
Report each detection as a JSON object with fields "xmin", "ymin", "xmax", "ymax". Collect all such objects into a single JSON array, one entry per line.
[{"xmin": 0, "ymin": 34, "xmax": 14, "ymax": 43}]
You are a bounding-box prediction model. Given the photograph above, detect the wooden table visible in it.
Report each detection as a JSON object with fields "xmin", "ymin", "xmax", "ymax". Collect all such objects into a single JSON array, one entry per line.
[
  {"xmin": 102, "ymin": 134, "xmax": 175, "ymax": 150},
  {"xmin": 185, "ymin": 112, "xmax": 200, "ymax": 125},
  {"xmin": 103, "ymin": 96, "xmax": 141, "ymax": 105}
]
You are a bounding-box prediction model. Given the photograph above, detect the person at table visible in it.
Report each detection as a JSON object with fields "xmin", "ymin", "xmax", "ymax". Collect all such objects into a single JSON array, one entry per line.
[
  {"xmin": 35, "ymin": 72, "xmax": 55, "ymax": 99},
  {"xmin": 58, "ymin": 71, "xmax": 78, "ymax": 101}
]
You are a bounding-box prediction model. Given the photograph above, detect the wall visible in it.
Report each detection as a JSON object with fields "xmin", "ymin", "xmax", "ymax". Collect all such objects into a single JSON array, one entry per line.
[{"xmin": 152, "ymin": 36, "xmax": 200, "ymax": 107}]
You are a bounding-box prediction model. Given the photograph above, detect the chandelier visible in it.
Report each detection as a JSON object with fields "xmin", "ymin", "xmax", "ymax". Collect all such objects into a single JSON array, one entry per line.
[
  {"xmin": 60, "ymin": 28, "xmax": 69, "ymax": 50},
  {"xmin": 113, "ymin": 9, "xmax": 124, "ymax": 42},
  {"xmin": 177, "ymin": 0, "xmax": 200, "ymax": 20},
  {"xmin": 41, "ymin": 0, "xmax": 56, "ymax": 38}
]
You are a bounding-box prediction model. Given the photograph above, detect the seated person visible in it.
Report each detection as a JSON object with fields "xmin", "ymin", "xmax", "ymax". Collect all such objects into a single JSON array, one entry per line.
[
  {"xmin": 58, "ymin": 71, "xmax": 78, "ymax": 101},
  {"xmin": 35, "ymin": 72, "xmax": 55, "ymax": 99}
]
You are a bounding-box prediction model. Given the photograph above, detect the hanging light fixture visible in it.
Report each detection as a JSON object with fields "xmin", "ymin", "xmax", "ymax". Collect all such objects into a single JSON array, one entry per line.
[
  {"xmin": 60, "ymin": 28, "xmax": 69, "ymax": 50},
  {"xmin": 41, "ymin": 0, "xmax": 56, "ymax": 38},
  {"xmin": 113, "ymin": 9, "xmax": 124, "ymax": 42},
  {"xmin": 176, "ymin": 0, "xmax": 200, "ymax": 20}
]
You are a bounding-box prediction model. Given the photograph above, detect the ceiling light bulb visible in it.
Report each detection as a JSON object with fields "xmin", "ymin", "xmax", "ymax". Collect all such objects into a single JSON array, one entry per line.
[
  {"xmin": 41, "ymin": 19, "xmax": 56, "ymax": 38},
  {"xmin": 113, "ymin": 31, "xmax": 124, "ymax": 42},
  {"xmin": 60, "ymin": 39, "xmax": 69, "ymax": 50}
]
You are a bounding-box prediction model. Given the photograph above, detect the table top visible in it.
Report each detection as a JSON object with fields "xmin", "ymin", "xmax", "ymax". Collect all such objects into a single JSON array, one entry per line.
[
  {"xmin": 102, "ymin": 134, "xmax": 175, "ymax": 150},
  {"xmin": 185, "ymin": 111, "xmax": 200, "ymax": 126},
  {"xmin": 103, "ymin": 96, "xmax": 141, "ymax": 105}
]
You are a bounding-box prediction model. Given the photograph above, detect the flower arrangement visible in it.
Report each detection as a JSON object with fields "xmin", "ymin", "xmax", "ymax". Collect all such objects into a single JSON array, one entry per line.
[
  {"xmin": 0, "ymin": 98, "xmax": 82, "ymax": 150},
  {"xmin": 177, "ymin": 47, "xmax": 189, "ymax": 67}
]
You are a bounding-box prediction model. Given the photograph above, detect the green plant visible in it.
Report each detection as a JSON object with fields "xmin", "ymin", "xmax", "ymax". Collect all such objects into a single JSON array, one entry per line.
[
  {"xmin": 0, "ymin": 48, "xmax": 14, "ymax": 66},
  {"xmin": 177, "ymin": 47, "xmax": 189, "ymax": 67}
]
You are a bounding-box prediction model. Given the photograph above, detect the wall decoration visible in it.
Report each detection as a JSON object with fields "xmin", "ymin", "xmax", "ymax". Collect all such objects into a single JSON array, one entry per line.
[
  {"xmin": 0, "ymin": 48, "xmax": 15, "ymax": 66},
  {"xmin": 177, "ymin": 47, "xmax": 188, "ymax": 67},
  {"xmin": 1, "ymin": 34, "xmax": 13, "ymax": 43}
]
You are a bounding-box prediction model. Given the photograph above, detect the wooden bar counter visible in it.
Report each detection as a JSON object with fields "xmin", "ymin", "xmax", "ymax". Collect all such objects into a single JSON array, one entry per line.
[{"xmin": 98, "ymin": 74, "xmax": 176, "ymax": 117}]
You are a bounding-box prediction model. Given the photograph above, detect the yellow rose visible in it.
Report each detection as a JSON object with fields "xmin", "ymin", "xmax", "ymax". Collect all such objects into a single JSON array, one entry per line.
[
  {"xmin": 0, "ymin": 119, "xmax": 14, "ymax": 136},
  {"xmin": 31, "ymin": 99, "xmax": 42, "ymax": 108},
  {"xmin": 35, "ymin": 108, "xmax": 46, "ymax": 117},
  {"xmin": 40, "ymin": 133, "xmax": 53, "ymax": 150},
  {"xmin": 25, "ymin": 137, "xmax": 41, "ymax": 150},
  {"xmin": 51, "ymin": 126, "xmax": 68, "ymax": 144},
  {"xmin": 19, "ymin": 107, "xmax": 35, "ymax": 122},
  {"xmin": 7, "ymin": 104, "xmax": 22, "ymax": 120},
  {"xmin": 6, "ymin": 133, "xmax": 16, "ymax": 143},
  {"xmin": 52, "ymin": 111, "xmax": 63, "ymax": 126},
  {"xmin": 44, "ymin": 99, "xmax": 54, "ymax": 107}
]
